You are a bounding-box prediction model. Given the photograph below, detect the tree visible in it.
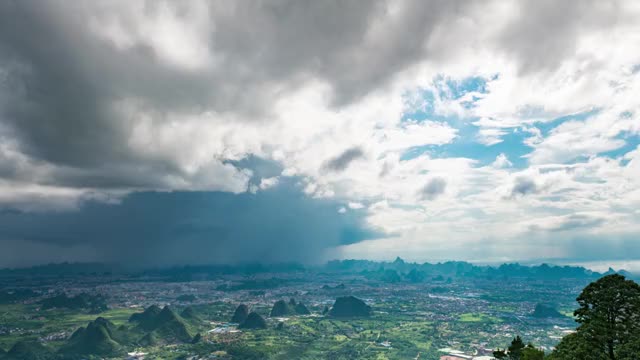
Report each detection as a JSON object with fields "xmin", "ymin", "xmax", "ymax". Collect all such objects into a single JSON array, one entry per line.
[
  {"xmin": 547, "ymin": 333, "xmax": 607, "ymax": 360},
  {"xmin": 493, "ymin": 349, "xmax": 507, "ymax": 359},
  {"xmin": 616, "ymin": 336, "xmax": 640, "ymax": 360},
  {"xmin": 507, "ymin": 336, "xmax": 525, "ymax": 359},
  {"xmin": 521, "ymin": 344, "xmax": 544, "ymax": 360},
  {"xmin": 493, "ymin": 336, "xmax": 529, "ymax": 360},
  {"xmin": 574, "ymin": 274, "xmax": 640, "ymax": 360}
]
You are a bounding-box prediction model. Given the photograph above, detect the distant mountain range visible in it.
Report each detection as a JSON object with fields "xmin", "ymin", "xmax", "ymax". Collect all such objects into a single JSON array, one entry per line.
[{"xmin": 0, "ymin": 259, "xmax": 636, "ymax": 282}]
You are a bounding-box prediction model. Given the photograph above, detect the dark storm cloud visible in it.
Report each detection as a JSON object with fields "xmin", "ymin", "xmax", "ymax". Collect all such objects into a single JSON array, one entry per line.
[
  {"xmin": 0, "ymin": 0, "xmax": 623, "ymax": 189},
  {"xmin": 420, "ymin": 177, "xmax": 446, "ymax": 200},
  {"xmin": 511, "ymin": 176, "xmax": 537, "ymax": 196},
  {"xmin": 0, "ymin": 0, "xmax": 633, "ymax": 267},
  {"xmin": 324, "ymin": 147, "xmax": 365, "ymax": 172},
  {"xmin": 0, "ymin": 180, "xmax": 382, "ymax": 267},
  {"xmin": 498, "ymin": 0, "xmax": 628, "ymax": 74},
  {"xmin": 0, "ymin": 0, "xmax": 475, "ymax": 192}
]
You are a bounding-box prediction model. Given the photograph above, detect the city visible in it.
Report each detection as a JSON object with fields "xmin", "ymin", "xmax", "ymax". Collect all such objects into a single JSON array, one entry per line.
[{"xmin": 1, "ymin": 260, "xmax": 626, "ymax": 359}]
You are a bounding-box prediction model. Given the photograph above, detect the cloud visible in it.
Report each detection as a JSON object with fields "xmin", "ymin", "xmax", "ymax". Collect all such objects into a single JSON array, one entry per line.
[
  {"xmin": 259, "ymin": 177, "xmax": 280, "ymax": 190},
  {"xmin": 511, "ymin": 176, "xmax": 537, "ymax": 196},
  {"xmin": 492, "ymin": 153, "xmax": 513, "ymax": 169},
  {"xmin": 527, "ymin": 213, "xmax": 606, "ymax": 233},
  {"xmin": 477, "ymin": 128, "xmax": 508, "ymax": 146},
  {"xmin": 1, "ymin": 0, "xmax": 640, "ymax": 267},
  {"xmin": 420, "ymin": 177, "xmax": 447, "ymax": 200},
  {"xmin": 526, "ymin": 109, "xmax": 639, "ymax": 165},
  {"xmin": 497, "ymin": 0, "xmax": 629, "ymax": 74},
  {"xmin": 324, "ymin": 147, "xmax": 366, "ymax": 172},
  {"xmin": 0, "ymin": 182, "xmax": 380, "ymax": 267},
  {"xmin": 348, "ymin": 202, "xmax": 365, "ymax": 209}
]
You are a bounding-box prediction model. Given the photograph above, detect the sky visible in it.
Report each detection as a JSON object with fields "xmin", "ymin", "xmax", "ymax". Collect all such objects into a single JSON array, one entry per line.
[{"xmin": 1, "ymin": 0, "xmax": 640, "ymax": 269}]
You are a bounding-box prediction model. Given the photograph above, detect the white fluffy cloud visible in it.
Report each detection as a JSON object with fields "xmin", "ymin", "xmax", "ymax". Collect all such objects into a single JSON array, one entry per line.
[{"xmin": 1, "ymin": 0, "xmax": 640, "ymax": 265}]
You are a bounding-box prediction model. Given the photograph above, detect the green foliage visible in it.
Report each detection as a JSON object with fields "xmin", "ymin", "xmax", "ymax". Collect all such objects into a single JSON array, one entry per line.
[
  {"xmin": 616, "ymin": 336, "xmax": 640, "ymax": 359},
  {"xmin": 546, "ymin": 333, "xmax": 607, "ymax": 360},
  {"xmin": 575, "ymin": 274, "xmax": 640, "ymax": 359},
  {"xmin": 226, "ymin": 343, "xmax": 268, "ymax": 359},
  {"xmin": 493, "ymin": 337, "xmax": 543, "ymax": 360},
  {"xmin": 493, "ymin": 348, "xmax": 508, "ymax": 359},
  {"xmin": 521, "ymin": 345, "xmax": 544, "ymax": 360},
  {"xmin": 550, "ymin": 274, "xmax": 640, "ymax": 360},
  {"xmin": 507, "ymin": 336, "xmax": 525, "ymax": 359}
]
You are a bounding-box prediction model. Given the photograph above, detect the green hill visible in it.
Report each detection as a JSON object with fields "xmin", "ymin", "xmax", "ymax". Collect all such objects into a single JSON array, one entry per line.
[
  {"xmin": 59, "ymin": 317, "xmax": 126, "ymax": 356},
  {"xmin": 294, "ymin": 302, "xmax": 311, "ymax": 315},
  {"xmin": 149, "ymin": 306, "xmax": 193, "ymax": 342},
  {"xmin": 270, "ymin": 298, "xmax": 310, "ymax": 317},
  {"xmin": 239, "ymin": 312, "xmax": 267, "ymax": 329},
  {"xmin": 129, "ymin": 305, "xmax": 193, "ymax": 342},
  {"xmin": 128, "ymin": 305, "xmax": 162, "ymax": 329},
  {"xmin": 138, "ymin": 332, "xmax": 158, "ymax": 347},
  {"xmin": 532, "ymin": 303, "xmax": 565, "ymax": 318},
  {"xmin": 4, "ymin": 341, "xmax": 52, "ymax": 360},
  {"xmin": 270, "ymin": 299, "xmax": 292, "ymax": 317},
  {"xmin": 180, "ymin": 306, "xmax": 200, "ymax": 321},
  {"xmin": 231, "ymin": 304, "xmax": 249, "ymax": 323},
  {"xmin": 329, "ymin": 296, "xmax": 371, "ymax": 318}
]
